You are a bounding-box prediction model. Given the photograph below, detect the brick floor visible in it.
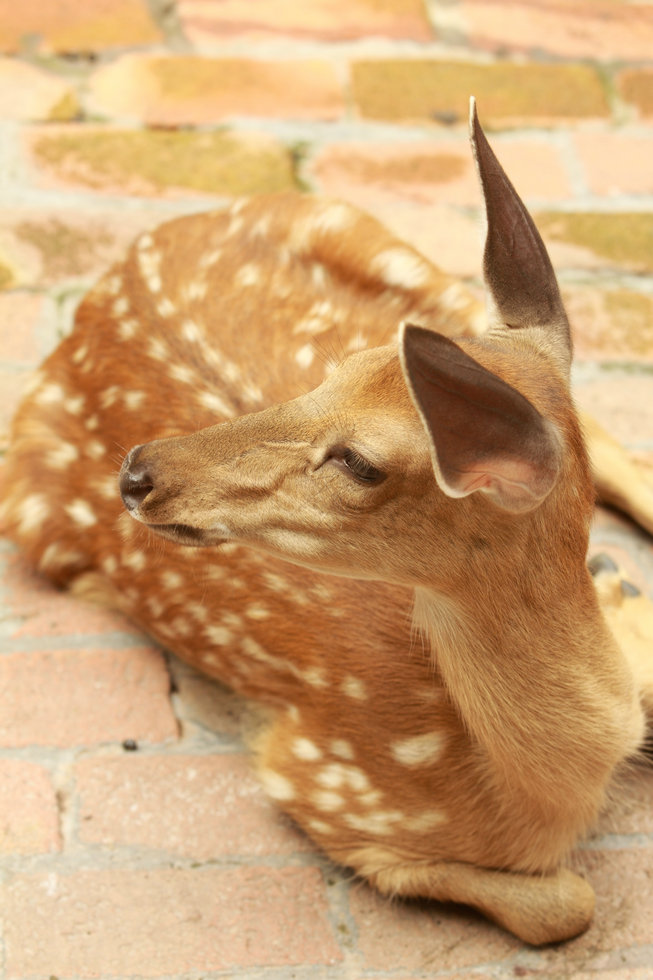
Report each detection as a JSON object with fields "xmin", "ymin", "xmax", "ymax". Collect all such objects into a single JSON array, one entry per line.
[{"xmin": 1, "ymin": 1, "xmax": 653, "ymax": 978}]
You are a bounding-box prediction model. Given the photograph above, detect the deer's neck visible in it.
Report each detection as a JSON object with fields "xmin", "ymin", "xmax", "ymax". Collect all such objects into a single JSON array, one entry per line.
[{"xmin": 413, "ymin": 574, "xmax": 644, "ymax": 816}]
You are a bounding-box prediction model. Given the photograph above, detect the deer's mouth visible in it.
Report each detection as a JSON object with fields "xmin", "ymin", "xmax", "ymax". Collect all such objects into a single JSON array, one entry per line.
[{"xmin": 145, "ymin": 522, "xmax": 224, "ymax": 548}]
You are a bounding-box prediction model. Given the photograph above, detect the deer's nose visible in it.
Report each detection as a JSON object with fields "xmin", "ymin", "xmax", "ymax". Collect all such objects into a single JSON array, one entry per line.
[{"xmin": 119, "ymin": 446, "xmax": 154, "ymax": 512}]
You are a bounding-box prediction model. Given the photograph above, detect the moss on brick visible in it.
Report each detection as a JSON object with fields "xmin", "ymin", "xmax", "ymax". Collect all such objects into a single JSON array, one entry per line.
[
  {"xmin": 537, "ymin": 212, "xmax": 653, "ymax": 273},
  {"xmin": 618, "ymin": 69, "xmax": 653, "ymax": 116},
  {"xmin": 351, "ymin": 60, "xmax": 609, "ymax": 125},
  {"xmin": 16, "ymin": 219, "xmax": 113, "ymax": 279},
  {"xmin": 32, "ymin": 129, "xmax": 298, "ymax": 196}
]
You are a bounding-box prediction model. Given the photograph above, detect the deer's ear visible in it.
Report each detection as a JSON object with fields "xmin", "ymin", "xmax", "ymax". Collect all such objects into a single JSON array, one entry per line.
[
  {"xmin": 399, "ymin": 324, "xmax": 562, "ymax": 513},
  {"xmin": 470, "ymin": 98, "xmax": 572, "ymax": 374}
]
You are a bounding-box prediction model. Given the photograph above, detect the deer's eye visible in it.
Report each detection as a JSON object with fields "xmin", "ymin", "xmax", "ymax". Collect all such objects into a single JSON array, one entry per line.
[{"xmin": 328, "ymin": 447, "xmax": 386, "ymax": 485}]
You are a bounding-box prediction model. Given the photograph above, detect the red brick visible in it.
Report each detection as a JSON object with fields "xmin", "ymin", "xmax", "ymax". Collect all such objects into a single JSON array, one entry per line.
[
  {"xmin": 3, "ymin": 867, "xmax": 341, "ymax": 975},
  {"xmin": 0, "ymin": 371, "xmax": 32, "ymax": 454},
  {"xmin": 0, "ymin": 207, "xmax": 164, "ymax": 287},
  {"xmin": 0, "ymin": 0, "xmax": 162, "ymax": 54},
  {"xmin": 0, "ymin": 292, "xmax": 46, "ymax": 365},
  {"xmin": 0, "ymin": 646, "xmax": 177, "ymax": 748},
  {"xmin": 573, "ymin": 130, "xmax": 653, "ymax": 197},
  {"xmin": 596, "ymin": 767, "xmax": 653, "ymax": 836},
  {"xmin": 564, "ymin": 287, "xmax": 653, "ymax": 362},
  {"xmin": 574, "ymin": 375, "xmax": 653, "ymax": 451},
  {"xmin": 76, "ymin": 753, "xmax": 309, "ymax": 857},
  {"xmin": 350, "ymin": 884, "xmax": 518, "ymax": 971},
  {"xmin": 0, "ymin": 760, "xmax": 61, "ymax": 854},
  {"xmin": 310, "ymin": 138, "xmax": 570, "ymax": 209},
  {"xmin": 89, "ymin": 54, "xmax": 345, "ymax": 125},
  {"xmin": 545, "ymin": 849, "xmax": 653, "ymax": 963},
  {"xmin": 460, "ymin": 0, "xmax": 653, "ymax": 60},
  {"xmin": 2, "ymin": 550, "xmax": 139, "ymax": 637},
  {"xmin": 178, "ymin": 0, "xmax": 433, "ymax": 44}
]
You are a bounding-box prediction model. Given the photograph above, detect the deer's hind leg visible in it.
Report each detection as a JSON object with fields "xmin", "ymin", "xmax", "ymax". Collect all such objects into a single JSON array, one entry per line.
[{"xmin": 353, "ymin": 850, "xmax": 595, "ymax": 946}]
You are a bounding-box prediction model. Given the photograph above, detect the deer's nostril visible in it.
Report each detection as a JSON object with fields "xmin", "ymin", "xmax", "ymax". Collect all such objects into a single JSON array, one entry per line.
[{"xmin": 119, "ymin": 446, "xmax": 154, "ymax": 512}]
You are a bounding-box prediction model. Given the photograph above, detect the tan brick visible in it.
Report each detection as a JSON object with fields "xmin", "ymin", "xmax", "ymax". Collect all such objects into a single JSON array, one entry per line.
[
  {"xmin": 0, "ymin": 646, "xmax": 177, "ymax": 748},
  {"xmin": 537, "ymin": 212, "xmax": 653, "ymax": 275},
  {"xmin": 0, "ymin": 0, "xmax": 162, "ymax": 54},
  {"xmin": 573, "ymin": 131, "xmax": 653, "ymax": 197},
  {"xmin": 618, "ymin": 68, "xmax": 653, "ymax": 118},
  {"xmin": 351, "ymin": 60, "xmax": 609, "ymax": 127},
  {"xmin": 0, "ymin": 58, "xmax": 78, "ymax": 120},
  {"xmin": 76, "ymin": 753, "xmax": 309, "ymax": 857},
  {"xmin": 28, "ymin": 126, "xmax": 298, "ymax": 198},
  {"xmin": 3, "ymin": 867, "xmax": 341, "ymax": 975},
  {"xmin": 178, "ymin": 0, "xmax": 432, "ymax": 44},
  {"xmin": 564, "ymin": 287, "xmax": 653, "ymax": 362},
  {"xmin": 3, "ymin": 550, "xmax": 139, "ymax": 637},
  {"xmin": 89, "ymin": 54, "xmax": 345, "ymax": 124},
  {"xmin": 0, "ymin": 760, "xmax": 61, "ymax": 854},
  {"xmin": 350, "ymin": 883, "xmax": 518, "ymax": 971},
  {"xmin": 459, "ymin": 0, "xmax": 653, "ymax": 60}
]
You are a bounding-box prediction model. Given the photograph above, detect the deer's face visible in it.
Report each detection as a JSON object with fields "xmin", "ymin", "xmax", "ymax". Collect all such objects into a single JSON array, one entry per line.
[{"xmin": 119, "ymin": 345, "xmax": 457, "ymax": 586}]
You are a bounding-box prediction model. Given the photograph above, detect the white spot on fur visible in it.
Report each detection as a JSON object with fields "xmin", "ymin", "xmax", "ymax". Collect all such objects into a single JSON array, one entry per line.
[
  {"xmin": 403, "ymin": 810, "xmax": 447, "ymax": 831},
  {"xmin": 295, "ymin": 344, "xmax": 314, "ymax": 369},
  {"xmin": 65, "ymin": 499, "xmax": 97, "ymax": 528},
  {"xmin": 39, "ymin": 544, "xmax": 84, "ymax": 572},
  {"xmin": 169, "ymin": 363, "xmax": 196, "ymax": 385},
  {"xmin": 46, "ymin": 442, "xmax": 79, "ymax": 469},
  {"xmin": 35, "ymin": 383, "xmax": 65, "ymax": 406},
  {"xmin": 17, "ymin": 494, "xmax": 50, "ymax": 533},
  {"xmin": 308, "ymin": 818, "xmax": 334, "ymax": 835},
  {"xmin": 72, "ymin": 344, "xmax": 89, "ymax": 365},
  {"xmin": 182, "ymin": 319, "xmax": 202, "ymax": 343},
  {"xmin": 112, "ymin": 295, "xmax": 130, "ymax": 317},
  {"xmin": 157, "ymin": 296, "xmax": 176, "ymax": 318},
  {"xmin": 198, "ymin": 390, "xmax": 233, "ymax": 417},
  {"xmin": 341, "ymin": 675, "xmax": 367, "ymax": 700},
  {"xmin": 85, "ymin": 440, "xmax": 106, "ymax": 460},
  {"xmin": 118, "ymin": 319, "xmax": 139, "ymax": 340},
  {"xmin": 330, "ymin": 739, "xmax": 355, "ymax": 760},
  {"xmin": 312, "ymin": 790, "xmax": 345, "ymax": 812},
  {"xmin": 147, "ymin": 338, "xmax": 168, "ymax": 361},
  {"xmin": 343, "ymin": 810, "xmax": 403, "ymax": 835},
  {"xmin": 123, "ymin": 550, "xmax": 146, "ymax": 572},
  {"xmin": 292, "ymin": 737, "xmax": 322, "ymax": 761},
  {"xmin": 65, "ymin": 394, "xmax": 85, "ymax": 416},
  {"xmin": 124, "ymin": 390, "xmax": 146, "ymax": 411},
  {"xmin": 99, "ymin": 386, "xmax": 120, "ymax": 409},
  {"xmin": 390, "ymin": 731, "xmax": 445, "ymax": 767},
  {"xmin": 373, "ymin": 248, "xmax": 431, "ymax": 289},
  {"xmin": 260, "ymin": 769, "xmax": 295, "ymax": 801},
  {"xmin": 235, "ymin": 263, "xmax": 261, "ymax": 287},
  {"xmin": 205, "ymin": 625, "xmax": 233, "ymax": 646},
  {"xmin": 102, "ymin": 556, "xmax": 118, "ymax": 575},
  {"xmin": 161, "ymin": 570, "xmax": 183, "ymax": 590},
  {"xmin": 246, "ymin": 603, "xmax": 270, "ymax": 620}
]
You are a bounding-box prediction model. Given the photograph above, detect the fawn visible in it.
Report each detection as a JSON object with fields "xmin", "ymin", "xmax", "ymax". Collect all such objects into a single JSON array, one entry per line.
[{"xmin": 3, "ymin": 101, "xmax": 653, "ymax": 945}]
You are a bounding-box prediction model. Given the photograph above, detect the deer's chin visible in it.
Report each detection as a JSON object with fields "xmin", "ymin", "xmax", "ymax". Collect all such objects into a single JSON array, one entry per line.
[{"xmin": 145, "ymin": 522, "xmax": 227, "ymax": 548}]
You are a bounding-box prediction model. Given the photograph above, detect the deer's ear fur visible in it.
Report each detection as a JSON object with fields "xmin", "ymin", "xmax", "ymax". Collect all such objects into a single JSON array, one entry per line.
[
  {"xmin": 469, "ymin": 97, "xmax": 572, "ymax": 376},
  {"xmin": 399, "ymin": 325, "xmax": 562, "ymax": 514}
]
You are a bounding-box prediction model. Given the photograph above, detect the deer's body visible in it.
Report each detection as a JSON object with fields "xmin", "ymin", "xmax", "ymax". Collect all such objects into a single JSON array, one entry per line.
[{"xmin": 2, "ymin": 108, "xmax": 650, "ymax": 945}]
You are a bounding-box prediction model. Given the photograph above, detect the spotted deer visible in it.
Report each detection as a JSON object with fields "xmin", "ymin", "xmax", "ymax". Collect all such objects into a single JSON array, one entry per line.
[{"xmin": 3, "ymin": 101, "xmax": 653, "ymax": 945}]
